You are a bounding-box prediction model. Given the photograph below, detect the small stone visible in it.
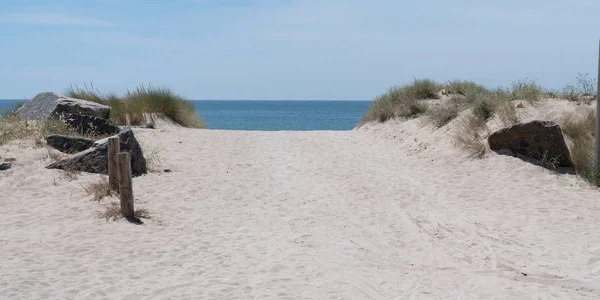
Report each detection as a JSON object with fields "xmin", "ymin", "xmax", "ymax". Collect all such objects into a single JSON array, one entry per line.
[{"xmin": 163, "ymin": 169, "xmax": 172, "ymax": 173}]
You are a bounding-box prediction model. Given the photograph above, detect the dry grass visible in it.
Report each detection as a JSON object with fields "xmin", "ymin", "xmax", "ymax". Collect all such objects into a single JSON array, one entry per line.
[
  {"xmin": 471, "ymin": 96, "xmax": 496, "ymax": 122},
  {"xmin": 98, "ymin": 201, "xmax": 151, "ymax": 222},
  {"xmin": 404, "ymin": 78, "xmax": 441, "ymax": 99},
  {"xmin": 60, "ymin": 168, "xmax": 81, "ymax": 182},
  {"xmin": 424, "ymin": 103, "xmax": 460, "ymax": 128},
  {"xmin": 444, "ymin": 80, "xmax": 490, "ymax": 97},
  {"xmin": 361, "ymin": 86, "xmax": 427, "ymax": 124},
  {"xmin": 65, "ymin": 84, "xmax": 205, "ymax": 128},
  {"xmin": 561, "ymin": 73, "xmax": 597, "ymax": 103},
  {"xmin": 560, "ymin": 109, "xmax": 595, "ymax": 141},
  {"xmin": 45, "ymin": 147, "xmax": 67, "ymax": 162},
  {"xmin": 559, "ymin": 109, "xmax": 596, "ymax": 183},
  {"xmin": 360, "ymin": 80, "xmax": 437, "ymax": 124},
  {"xmin": 144, "ymin": 145, "xmax": 162, "ymax": 172},
  {"xmin": 510, "ymin": 79, "xmax": 543, "ymax": 101},
  {"xmin": 0, "ymin": 115, "xmax": 76, "ymax": 146},
  {"xmin": 452, "ymin": 114, "xmax": 489, "ymax": 158},
  {"xmin": 83, "ymin": 176, "xmax": 115, "ymax": 202},
  {"xmin": 496, "ymin": 99, "xmax": 519, "ymax": 128}
]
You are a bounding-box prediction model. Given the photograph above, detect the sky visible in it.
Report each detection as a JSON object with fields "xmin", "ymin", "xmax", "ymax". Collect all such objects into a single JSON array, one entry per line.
[{"xmin": 1, "ymin": 0, "xmax": 600, "ymax": 100}]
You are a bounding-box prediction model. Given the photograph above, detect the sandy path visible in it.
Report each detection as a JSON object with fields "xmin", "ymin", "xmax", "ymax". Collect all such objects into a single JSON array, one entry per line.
[{"xmin": 1, "ymin": 128, "xmax": 600, "ymax": 299}]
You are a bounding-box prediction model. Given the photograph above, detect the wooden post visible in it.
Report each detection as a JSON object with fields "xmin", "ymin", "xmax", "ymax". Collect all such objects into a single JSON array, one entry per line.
[
  {"xmin": 117, "ymin": 152, "xmax": 134, "ymax": 218},
  {"xmin": 595, "ymin": 39, "xmax": 600, "ymax": 181},
  {"xmin": 108, "ymin": 137, "xmax": 120, "ymax": 191}
]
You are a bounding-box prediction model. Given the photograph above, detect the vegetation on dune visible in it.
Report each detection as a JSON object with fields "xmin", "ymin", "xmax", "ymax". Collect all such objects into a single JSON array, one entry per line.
[
  {"xmin": 560, "ymin": 73, "xmax": 598, "ymax": 103},
  {"xmin": 404, "ymin": 78, "xmax": 441, "ymax": 100},
  {"xmin": 359, "ymin": 74, "xmax": 599, "ymax": 185},
  {"xmin": 559, "ymin": 109, "xmax": 596, "ymax": 182},
  {"xmin": 65, "ymin": 83, "xmax": 205, "ymax": 128},
  {"xmin": 361, "ymin": 79, "xmax": 437, "ymax": 124},
  {"xmin": 510, "ymin": 79, "xmax": 543, "ymax": 101},
  {"xmin": 0, "ymin": 114, "xmax": 78, "ymax": 146},
  {"xmin": 444, "ymin": 80, "xmax": 490, "ymax": 97},
  {"xmin": 424, "ymin": 102, "xmax": 460, "ymax": 128}
]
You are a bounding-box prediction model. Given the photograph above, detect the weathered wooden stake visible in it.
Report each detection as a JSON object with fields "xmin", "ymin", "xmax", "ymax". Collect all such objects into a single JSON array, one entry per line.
[
  {"xmin": 117, "ymin": 152, "xmax": 134, "ymax": 218},
  {"xmin": 108, "ymin": 137, "xmax": 120, "ymax": 191}
]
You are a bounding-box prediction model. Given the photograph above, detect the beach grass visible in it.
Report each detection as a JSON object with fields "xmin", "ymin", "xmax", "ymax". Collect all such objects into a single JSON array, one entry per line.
[
  {"xmin": 65, "ymin": 84, "xmax": 205, "ymax": 128},
  {"xmin": 0, "ymin": 114, "xmax": 77, "ymax": 146},
  {"xmin": 559, "ymin": 109, "xmax": 596, "ymax": 182},
  {"xmin": 424, "ymin": 102, "xmax": 460, "ymax": 128},
  {"xmin": 360, "ymin": 79, "xmax": 436, "ymax": 124},
  {"xmin": 510, "ymin": 79, "xmax": 543, "ymax": 101},
  {"xmin": 444, "ymin": 80, "xmax": 490, "ymax": 97}
]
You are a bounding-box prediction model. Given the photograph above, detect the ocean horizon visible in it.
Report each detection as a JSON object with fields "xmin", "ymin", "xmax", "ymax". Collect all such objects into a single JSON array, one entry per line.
[{"xmin": 0, "ymin": 99, "xmax": 372, "ymax": 131}]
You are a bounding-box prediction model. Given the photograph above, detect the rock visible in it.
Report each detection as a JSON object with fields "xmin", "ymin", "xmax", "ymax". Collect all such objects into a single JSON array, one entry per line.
[
  {"xmin": 46, "ymin": 128, "xmax": 147, "ymax": 176},
  {"xmin": 0, "ymin": 163, "xmax": 11, "ymax": 171},
  {"xmin": 488, "ymin": 121, "xmax": 572, "ymax": 167},
  {"xmin": 46, "ymin": 134, "xmax": 95, "ymax": 154},
  {"xmin": 62, "ymin": 113, "xmax": 120, "ymax": 136},
  {"xmin": 16, "ymin": 92, "xmax": 111, "ymax": 120}
]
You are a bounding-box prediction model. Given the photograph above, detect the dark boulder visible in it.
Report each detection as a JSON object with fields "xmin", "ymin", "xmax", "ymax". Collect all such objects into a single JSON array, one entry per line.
[
  {"xmin": 488, "ymin": 121, "xmax": 572, "ymax": 167},
  {"xmin": 16, "ymin": 92, "xmax": 110, "ymax": 120},
  {"xmin": 46, "ymin": 134, "xmax": 95, "ymax": 154},
  {"xmin": 0, "ymin": 163, "xmax": 11, "ymax": 171},
  {"xmin": 46, "ymin": 128, "xmax": 147, "ymax": 176},
  {"xmin": 62, "ymin": 113, "xmax": 120, "ymax": 136}
]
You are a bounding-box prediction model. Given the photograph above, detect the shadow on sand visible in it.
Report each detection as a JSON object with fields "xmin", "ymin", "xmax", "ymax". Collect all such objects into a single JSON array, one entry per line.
[
  {"xmin": 125, "ymin": 216, "xmax": 144, "ymax": 225},
  {"xmin": 493, "ymin": 149, "xmax": 576, "ymax": 175}
]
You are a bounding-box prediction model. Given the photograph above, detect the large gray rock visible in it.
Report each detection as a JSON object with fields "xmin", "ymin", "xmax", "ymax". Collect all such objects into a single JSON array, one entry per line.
[
  {"xmin": 63, "ymin": 113, "xmax": 120, "ymax": 136},
  {"xmin": 46, "ymin": 134, "xmax": 95, "ymax": 154},
  {"xmin": 488, "ymin": 121, "xmax": 572, "ymax": 167},
  {"xmin": 16, "ymin": 92, "xmax": 110, "ymax": 120},
  {"xmin": 46, "ymin": 129, "xmax": 147, "ymax": 176}
]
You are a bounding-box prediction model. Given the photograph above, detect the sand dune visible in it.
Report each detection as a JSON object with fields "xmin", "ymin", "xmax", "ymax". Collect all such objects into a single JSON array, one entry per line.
[{"xmin": 1, "ymin": 117, "xmax": 600, "ymax": 298}]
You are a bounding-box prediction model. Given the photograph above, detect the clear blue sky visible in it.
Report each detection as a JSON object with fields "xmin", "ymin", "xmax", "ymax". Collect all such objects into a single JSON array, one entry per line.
[{"xmin": 1, "ymin": 0, "xmax": 599, "ymax": 100}]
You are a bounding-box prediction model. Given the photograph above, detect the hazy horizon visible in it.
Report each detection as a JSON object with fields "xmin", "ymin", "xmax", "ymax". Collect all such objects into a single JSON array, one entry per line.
[{"xmin": 1, "ymin": 0, "xmax": 600, "ymax": 100}]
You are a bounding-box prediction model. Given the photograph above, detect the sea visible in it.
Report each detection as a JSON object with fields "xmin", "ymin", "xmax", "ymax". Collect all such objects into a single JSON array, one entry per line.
[{"xmin": 0, "ymin": 100, "xmax": 372, "ymax": 131}]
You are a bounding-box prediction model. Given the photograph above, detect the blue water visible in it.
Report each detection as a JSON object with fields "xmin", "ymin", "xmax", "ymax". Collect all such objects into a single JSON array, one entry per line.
[{"xmin": 0, "ymin": 100, "xmax": 371, "ymax": 131}]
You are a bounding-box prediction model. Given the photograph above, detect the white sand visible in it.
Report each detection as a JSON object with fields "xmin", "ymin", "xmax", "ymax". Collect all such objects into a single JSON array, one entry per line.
[{"xmin": 2, "ymin": 101, "xmax": 600, "ymax": 299}]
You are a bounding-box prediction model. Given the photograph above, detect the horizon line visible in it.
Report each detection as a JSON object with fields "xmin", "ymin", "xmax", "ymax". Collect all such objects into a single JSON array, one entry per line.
[{"xmin": 0, "ymin": 98, "xmax": 373, "ymax": 102}]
